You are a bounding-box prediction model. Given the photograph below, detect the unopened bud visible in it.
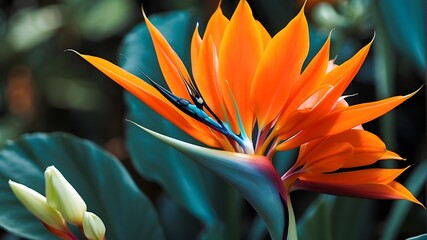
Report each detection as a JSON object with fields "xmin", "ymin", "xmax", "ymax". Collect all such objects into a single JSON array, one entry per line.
[
  {"xmin": 8, "ymin": 180, "xmax": 68, "ymax": 232},
  {"xmin": 45, "ymin": 166, "xmax": 87, "ymax": 225},
  {"xmin": 82, "ymin": 212, "xmax": 106, "ymax": 240}
]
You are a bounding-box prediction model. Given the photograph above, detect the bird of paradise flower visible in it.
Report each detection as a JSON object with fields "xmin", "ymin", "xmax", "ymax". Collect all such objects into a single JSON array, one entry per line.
[{"xmin": 73, "ymin": 0, "xmax": 422, "ymax": 239}]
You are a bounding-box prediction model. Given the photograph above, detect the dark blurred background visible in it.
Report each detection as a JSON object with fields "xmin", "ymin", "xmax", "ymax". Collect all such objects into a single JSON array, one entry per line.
[{"xmin": 0, "ymin": 0, "xmax": 425, "ymax": 239}]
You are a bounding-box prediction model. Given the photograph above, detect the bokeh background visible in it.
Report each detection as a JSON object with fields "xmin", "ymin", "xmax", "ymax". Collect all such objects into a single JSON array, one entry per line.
[{"xmin": 0, "ymin": 0, "xmax": 425, "ymax": 239}]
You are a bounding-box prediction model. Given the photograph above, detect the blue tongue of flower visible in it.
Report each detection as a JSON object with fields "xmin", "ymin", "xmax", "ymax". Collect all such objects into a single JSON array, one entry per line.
[{"xmin": 139, "ymin": 70, "xmax": 253, "ymax": 151}]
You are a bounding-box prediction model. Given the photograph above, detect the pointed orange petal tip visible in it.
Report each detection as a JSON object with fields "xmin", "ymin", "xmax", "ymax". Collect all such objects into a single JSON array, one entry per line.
[
  {"xmin": 380, "ymin": 150, "xmax": 405, "ymax": 160},
  {"xmin": 65, "ymin": 49, "xmax": 94, "ymax": 64},
  {"xmin": 217, "ymin": 0, "xmax": 222, "ymax": 8},
  {"xmin": 300, "ymin": 0, "xmax": 307, "ymax": 13},
  {"xmin": 64, "ymin": 49, "xmax": 81, "ymax": 56},
  {"xmin": 141, "ymin": 4, "xmax": 147, "ymax": 19}
]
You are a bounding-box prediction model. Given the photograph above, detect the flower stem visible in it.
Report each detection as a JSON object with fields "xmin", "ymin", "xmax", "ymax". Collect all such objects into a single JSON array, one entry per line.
[{"xmin": 286, "ymin": 197, "xmax": 298, "ymax": 240}]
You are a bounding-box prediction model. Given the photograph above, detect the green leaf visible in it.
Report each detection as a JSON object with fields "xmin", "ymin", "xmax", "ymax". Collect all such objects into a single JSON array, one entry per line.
[
  {"xmin": 130, "ymin": 123, "xmax": 287, "ymax": 240},
  {"xmin": 330, "ymin": 197, "xmax": 374, "ymax": 240},
  {"xmin": 0, "ymin": 132, "xmax": 165, "ymax": 240},
  {"xmin": 120, "ymin": 10, "xmax": 223, "ymax": 226},
  {"xmin": 407, "ymin": 233, "xmax": 427, "ymax": 240},
  {"xmin": 297, "ymin": 195, "xmax": 333, "ymax": 240},
  {"xmin": 247, "ymin": 215, "xmax": 268, "ymax": 240},
  {"xmin": 378, "ymin": 0, "xmax": 426, "ymax": 71},
  {"xmin": 156, "ymin": 194, "xmax": 203, "ymax": 240},
  {"xmin": 297, "ymin": 194, "xmax": 374, "ymax": 240}
]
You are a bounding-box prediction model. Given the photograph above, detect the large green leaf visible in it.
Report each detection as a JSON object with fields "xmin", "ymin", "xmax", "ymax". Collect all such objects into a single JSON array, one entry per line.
[
  {"xmin": 297, "ymin": 195, "xmax": 373, "ymax": 240},
  {"xmin": 297, "ymin": 195, "xmax": 333, "ymax": 240},
  {"xmin": 120, "ymin": 10, "xmax": 222, "ymax": 226},
  {"xmin": 378, "ymin": 0, "xmax": 426, "ymax": 71},
  {"xmin": 0, "ymin": 133, "xmax": 165, "ymax": 240},
  {"xmin": 132, "ymin": 124, "xmax": 287, "ymax": 240}
]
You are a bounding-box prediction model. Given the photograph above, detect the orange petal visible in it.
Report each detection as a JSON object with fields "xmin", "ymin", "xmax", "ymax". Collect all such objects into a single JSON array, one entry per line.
[
  {"xmin": 277, "ymin": 32, "xmax": 331, "ymax": 126},
  {"xmin": 301, "ymin": 142, "xmax": 353, "ymax": 173},
  {"xmin": 275, "ymin": 84, "xmax": 334, "ymax": 140},
  {"xmin": 277, "ymin": 91, "xmax": 416, "ymax": 150},
  {"xmin": 293, "ymin": 179, "xmax": 423, "ymax": 207},
  {"xmin": 387, "ymin": 181, "xmax": 424, "ymax": 207},
  {"xmin": 190, "ymin": 24, "xmax": 202, "ymax": 79},
  {"xmin": 280, "ymin": 40, "xmax": 373, "ymax": 132},
  {"xmin": 278, "ymin": 40, "xmax": 373, "ymax": 135},
  {"xmin": 219, "ymin": 0, "xmax": 263, "ymax": 135},
  {"xmin": 251, "ymin": 7, "xmax": 309, "ymax": 129},
  {"xmin": 195, "ymin": 37, "xmax": 224, "ymax": 119},
  {"xmin": 294, "ymin": 130, "xmax": 387, "ymax": 169},
  {"xmin": 380, "ymin": 150, "xmax": 404, "ymax": 160},
  {"xmin": 194, "ymin": 5, "xmax": 228, "ymax": 120},
  {"xmin": 328, "ymin": 130, "xmax": 387, "ymax": 168},
  {"xmin": 322, "ymin": 40, "xmax": 372, "ymax": 87},
  {"xmin": 279, "ymin": 42, "xmax": 372, "ymax": 133},
  {"xmin": 144, "ymin": 13, "xmax": 192, "ymax": 100},
  {"xmin": 298, "ymin": 167, "xmax": 409, "ymax": 185},
  {"xmin": 77, "ymin": 53, "xmax": 221, "ymax": 148},
  {"xmin": 202, "ymin": 4, "xmax": 229, "ymax": 51}
]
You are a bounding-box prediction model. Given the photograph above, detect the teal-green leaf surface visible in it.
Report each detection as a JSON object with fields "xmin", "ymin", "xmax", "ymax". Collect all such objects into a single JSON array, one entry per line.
[
  {"xmin": 378, "ymin": 0, "xmax": 426, "ymax": 71},
  {"xmin": 297, "ymin": 195, "xmax": 373, "ymax": 240},
  {"xmin": 120, "ymin": 10, "xmax": 222, "ymax": 226},
  {"xmin": 297, "ymin": 195, "xmax": 333, "ymax": 240},
  {"xmin": 132, "ymin": 124, "xmax": 287, "ymax": 240},
  {"xmin": 0, "ymin": 133, "xmax": 165, "ymax": 240}
]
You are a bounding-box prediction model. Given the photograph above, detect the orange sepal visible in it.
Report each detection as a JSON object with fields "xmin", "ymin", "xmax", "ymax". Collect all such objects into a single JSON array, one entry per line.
[
  {"xmin": 380, "ymin": 150, "xmax": 405, "ymax": 160},
  {"xmin": 293, "ymin": 129, "xmax": 390, "ymax": 171},
  {"xmin": 251, "ymin": 7, "xmax": 309, "ymax": 129},
  {"xmin": 277, "ymin": 90, "xmax": 417, "ymax": 151},
  {"xmin": 77, "ymin": 53, "xmax": 221, "ymax": 148},
  {"xmin": 292, "ymin": 178, "xmax": 423, "ymax": 207},
  {"xmin": 298, "ymin": 167, "xmax": 409, "ymax": 185},
  {"xmin": 277, "ymin": 33, "xmax": 331, "ymax": 125},
  {"xmin": 190, "ymin": 24, "xmax": 202, "ymax": 79},
  {"xmin": 219, "ymin": 0, "xmax": 263, "ymax": 135},
  {"xmin": 193, "ymin": 5, "xmax": 228, "ymax": 120},
  {"xmin": 143, "ymin": 13, "xmax": 192, "ymax": 100},
  {"xmin": 322, "ymin": 40, "xmax": 372, "ymax": 87},
  {"xmin": 300, "ymin": 142, "xmax": 353, "ymax": 173}
]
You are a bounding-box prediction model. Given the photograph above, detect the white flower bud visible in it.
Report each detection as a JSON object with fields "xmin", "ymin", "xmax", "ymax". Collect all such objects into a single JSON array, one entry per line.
[
  {"xmin": 82, "ymin": 212, "xmax": 106, "ymax": 240},
  {"xmin": 8, "ymin": 180, "xmax": 68, "ymax": 232},
  {"xmin": 45, "ymin": 166, "xmax": 87, "ymax": 226}
]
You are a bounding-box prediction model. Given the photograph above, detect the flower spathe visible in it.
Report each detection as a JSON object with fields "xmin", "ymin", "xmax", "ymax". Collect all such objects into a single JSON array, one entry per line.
[{"xmin": 75, "ymin": 0, "xmax": 422, "ymax": 239}]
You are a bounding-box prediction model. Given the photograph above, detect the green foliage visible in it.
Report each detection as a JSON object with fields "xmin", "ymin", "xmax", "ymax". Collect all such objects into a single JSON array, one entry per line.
[
  {"xmin": 378, "ymin": 0, "xmax": 426, "ymax": 71},
  {"xmin": 0, "ymin": 133, "xmax": 165, "ymax": 240},
  {"xmin": 297, "ymin": 195, "xmax": 333, "ymax": 240},
  {"xmin": 298, "ymin": 195, "xmax": 375, "ymax": 240}
]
